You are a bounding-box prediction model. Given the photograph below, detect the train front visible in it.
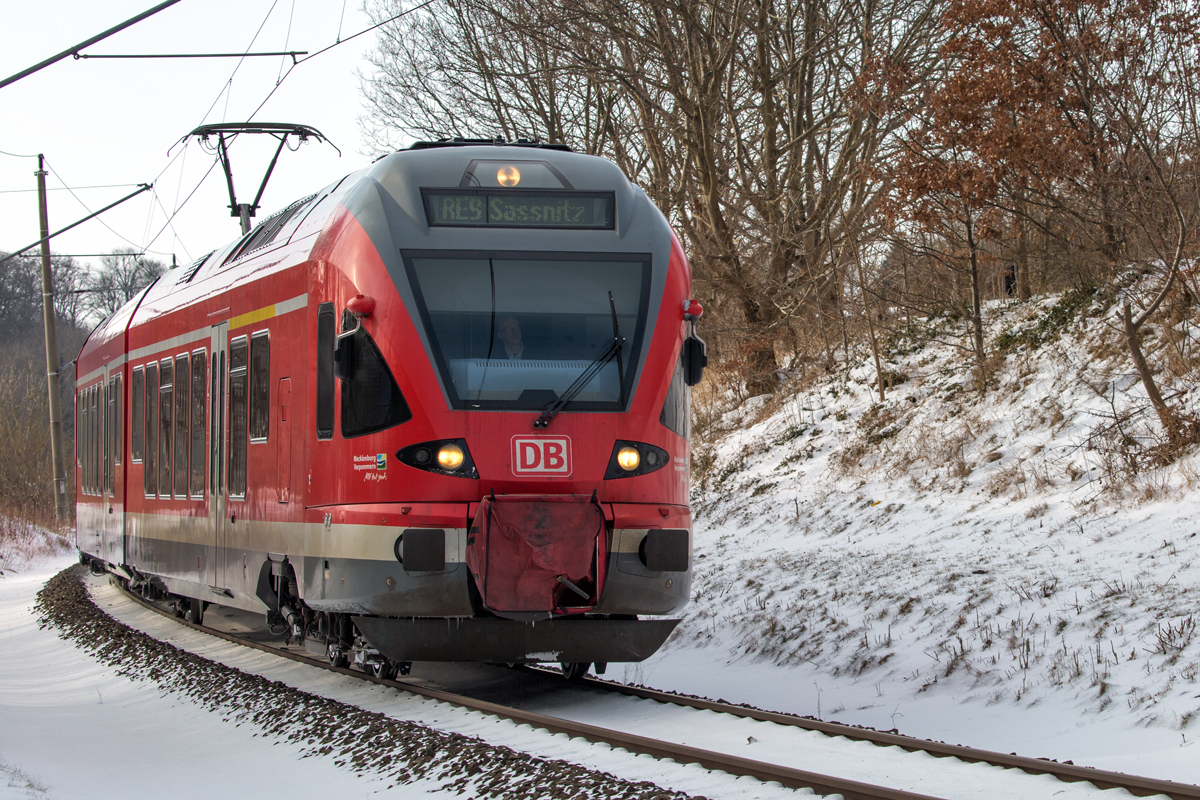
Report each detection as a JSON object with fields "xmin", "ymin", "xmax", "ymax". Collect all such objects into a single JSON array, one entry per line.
[{"xmin": 308, "ymin": 143, "xmax": 701, "ymax": 671}]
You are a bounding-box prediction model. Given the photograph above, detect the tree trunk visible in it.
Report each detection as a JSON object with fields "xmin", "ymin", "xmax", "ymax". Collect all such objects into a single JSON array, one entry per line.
[
  {"xmin": 741, "ymin": 293, "xmax": 779, "ymax": 397},
  {"xmin": 855, "ymin": 250, "xmax": 887, "ymax": 401},
  {"xmin": 1016, "ymin": 199, "xmax": 1031, "ymax": 301},
  {"xmin": 964, "ymin": 203, "xmax": 986, "ymax": 390},
  {"xmin": 1122, "ymin": 301, "xmax": 1178, "ymax": 435}
]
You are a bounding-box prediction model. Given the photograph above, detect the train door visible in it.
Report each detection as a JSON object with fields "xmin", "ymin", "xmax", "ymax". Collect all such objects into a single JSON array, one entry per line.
[
  {"xmin": 208, "ymin": 323, "xmax": 229, "ymax": 589},
  {"xmin": 101, "ymin": 366, "xmax": 124, "ymax": 566}
]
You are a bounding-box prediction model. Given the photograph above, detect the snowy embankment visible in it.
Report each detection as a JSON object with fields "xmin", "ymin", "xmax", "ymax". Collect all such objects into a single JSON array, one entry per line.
[
  {"xmin": 1, "ymin": 557, "xmax": 710, "ymax": 800},
  {"xmin": 634, "ymin": 291, "xmax": 1200, "ymax": 783}
]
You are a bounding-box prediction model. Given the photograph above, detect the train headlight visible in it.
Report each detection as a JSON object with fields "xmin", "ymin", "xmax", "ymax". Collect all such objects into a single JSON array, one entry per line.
[
  {"xmin": 397, "ymin": 439, "xmax": 478, "ymax": 478},
  {"xmin": 437, "ymin": 443, "xmax": 465, "ymax": 470},
  {"xmin": 617, "ymin": 446, "xmax": 641, "ymax": 471},
  {"xmin": 605, "ymin": 440, "xmax": 671, "ymax": 480},
  {"xmin": 496, "ymin": 165, "xmax": 521, "ymax": 186}
]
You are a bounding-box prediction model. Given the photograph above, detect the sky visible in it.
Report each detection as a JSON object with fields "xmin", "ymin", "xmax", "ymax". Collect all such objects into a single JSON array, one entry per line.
[{"xmin": 0, "ymin": 0, "xmax": 407, "ymax": 270}]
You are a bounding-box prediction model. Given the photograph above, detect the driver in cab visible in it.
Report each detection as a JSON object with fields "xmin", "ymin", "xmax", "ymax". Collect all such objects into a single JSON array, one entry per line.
[{"xmin": 496, "ymin": 315, "xmax": 529, "ymax": 359}]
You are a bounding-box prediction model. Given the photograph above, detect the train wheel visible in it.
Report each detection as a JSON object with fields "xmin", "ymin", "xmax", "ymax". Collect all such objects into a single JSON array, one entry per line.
[
  {"xmin": 171, "ymin": 600, "xmax": 185, "ymax": 619},
  {"xmin": 327, "ymin": 643, "xmax": 349, "ymax": 669},
  {"xmin": 370, "ymin": 659, "xmax": 398, "ymax": 680},
  {"xmin": 397, "ymin": 661, "xmax": 412, "ymax": 677},
  {"xmin": 185, "ymin": 599, "xmax": 205, "ymax": 625},
  {"xmin": 561, "ymin": 662, "xmax": 590, "ymax": 681}
]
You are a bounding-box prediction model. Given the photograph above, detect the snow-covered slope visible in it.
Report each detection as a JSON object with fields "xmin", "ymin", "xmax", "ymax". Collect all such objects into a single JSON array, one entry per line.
[{"xmin": 636, "ymin": 291, "xmax": 1200, "ymax": 781}]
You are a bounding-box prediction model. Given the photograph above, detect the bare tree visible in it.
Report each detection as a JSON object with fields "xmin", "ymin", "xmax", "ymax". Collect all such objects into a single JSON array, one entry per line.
[
  {"xmin": 360, "ymin": 0, "xmax": 944, "ymax": 395},
  {"xmin": 86, "ymin": 248, "xmax": 165, "ymax": 321}
]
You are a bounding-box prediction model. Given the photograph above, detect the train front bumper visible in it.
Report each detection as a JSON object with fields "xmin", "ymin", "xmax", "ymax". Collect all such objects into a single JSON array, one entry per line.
[{"xmin": 352, "ymin": 615, "xmax": 680, "ymax": 663}]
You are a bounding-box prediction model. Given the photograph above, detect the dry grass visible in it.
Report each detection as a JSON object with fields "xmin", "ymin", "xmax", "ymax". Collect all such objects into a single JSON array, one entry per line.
[{"xmin": 0, "ymin": 515, "xmax": 71, "ymax": 575}]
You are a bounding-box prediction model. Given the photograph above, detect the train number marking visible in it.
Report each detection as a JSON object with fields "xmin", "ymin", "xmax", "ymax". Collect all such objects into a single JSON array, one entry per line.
[{"xmin": 511, "ymin": 436, "xmax": 572, "ymax": 477}]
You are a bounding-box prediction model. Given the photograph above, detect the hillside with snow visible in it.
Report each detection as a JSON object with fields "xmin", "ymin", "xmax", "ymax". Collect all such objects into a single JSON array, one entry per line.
[{"xmin": 636, "ymin": 287, "xmax": 1200, "ymax": 781}]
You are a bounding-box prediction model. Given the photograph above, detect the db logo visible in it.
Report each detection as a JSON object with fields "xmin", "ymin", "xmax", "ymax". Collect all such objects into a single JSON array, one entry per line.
[{"xmin": 511, "ymin": 436, "xmax": 572, "ymax": 476}]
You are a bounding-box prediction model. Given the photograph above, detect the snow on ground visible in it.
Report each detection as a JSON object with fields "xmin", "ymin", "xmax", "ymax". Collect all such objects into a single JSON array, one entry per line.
[
  {"xmin": 0, "ymin": 556, "xmax": 459, "ymax": 800},
  {"xmin": 1, "ymin": 555, "xmax": 794, "ymax": 800},
  {"xmin": 88, "ymin": 574, "xmax": 1134, "ymax": 799},
  {"xmin": 629, "ymin": 290, "xmax": 1200, "ymax": 785}
]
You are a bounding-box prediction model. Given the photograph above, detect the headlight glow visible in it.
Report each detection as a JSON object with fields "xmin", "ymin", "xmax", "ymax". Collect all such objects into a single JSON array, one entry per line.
[
  {"xmin": 437, "ymin": 443, "xmax": 465, "ymax": 470},
  {"xmin": 617, "ymin": 446, "xmax": 641, "ymax": 471},
  {"xmin": 496, "ymin": 165, "xmax": 521, "ymax": 186}
]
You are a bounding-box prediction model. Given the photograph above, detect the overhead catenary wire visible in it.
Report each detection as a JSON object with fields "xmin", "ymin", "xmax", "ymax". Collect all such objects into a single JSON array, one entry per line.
[
  {"xmin": 44, "ymin": 158, "xmax": 161, "ymax": 255},
  {"xmin": 138, "ymin": 0, "xmax": 284, "ymax": 254},
  {"xmin": 243, "ymin": 0, "xmax": 441, "ymax": 124},
  {"xmin": 0, "ymin": 0, "xmax": 185, "ymax": 90},
  {"xmin": 74, "ymin": 51, "xmax": 307, "ymax": 60},
  {"xmin": 123, "ymin": 0, "xmax": 442, "ymax": 256},
  {"xmin": 0, "ymin": 184, "xmax": 145, "ymax": 194},
  {"xmin": 0, "ymin": 183, "xmax": 152, "ymax": 267}
]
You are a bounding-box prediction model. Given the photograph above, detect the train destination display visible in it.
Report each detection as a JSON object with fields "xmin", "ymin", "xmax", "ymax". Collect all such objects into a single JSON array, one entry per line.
[{"xmin": 424, "ymin": 190, "xmax": 614, "ymax": 229}]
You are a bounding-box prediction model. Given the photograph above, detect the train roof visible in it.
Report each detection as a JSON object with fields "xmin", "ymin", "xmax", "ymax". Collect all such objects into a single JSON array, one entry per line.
[{"xmin": 76, "ymin": 143, "xmax": 657, "ymax": 374}]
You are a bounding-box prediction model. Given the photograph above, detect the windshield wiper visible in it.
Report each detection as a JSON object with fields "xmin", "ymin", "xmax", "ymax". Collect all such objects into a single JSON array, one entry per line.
[
  {"xmin": 534, "ymin": 292, "xmax": 625, "ymax": 429},
  {"xmin": 533, "ymin": 336, "xmax": 623, "ymax": 428}
]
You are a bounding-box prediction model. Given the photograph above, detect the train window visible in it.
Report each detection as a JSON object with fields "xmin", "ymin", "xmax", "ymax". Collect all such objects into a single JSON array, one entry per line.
[
  {"xmin": 660, "ymin": 349, "xmax": 690, "ymax": 440},
  {"xmin": 174, "ymin": 354, "xmax": 189, "ymax": 498},
  {"xmin": 93, "ymin": 385, "xmax": 100, "ymax": 494},
  {"xmin": 92, "ymin": 386, "xmax": 100, "ymax": 495},
  {"xmin": 316, "ymin": 303, "xmax": 335, "ymax": 440},
  {"xmin": 159, "ymin": 359, "xmax": 173, "ymax": 498},
  {"xmin": 144, "ymin": 362, "xmax": 158, "ymax": 497},
  {"xmin": 77, "ymin": 390, "xmax": 85, "ymax": 486},
  {"xmin": 112, "ymin": 375, "xmax": 122, "ymax": 465},
  {"xmin": 190, "ymin": 349, "xmax": 206, "ymax": 497},
  {"xmin": 459, "ymin": 160, "xmax": 572, "ymax": 190},
  {"xmin": 404, "ymin": 252, "xmax": 651, "ymax": 411},
  {"xmin": 131, "ymin": 367, "xmax": 144, "ymax": 462},
  {"xmin": 82, "ymin": 388, "xmax": 89, "ymax": 493},
  {"xmin": 210, "ymin": 351, "xmax": 220, "ymax": 492},
  {"xmin": 79, "ymin": 389, "xmax": 88, "ymax": 492},
  {"xmin": 92, "ymin": 385, "xmax": 99, "ymax": 494},
  {"xmin": 105, "ymin": 378, "xmax": 114, "ymax": 493},
  {"xmin": 249, "ymin": 331, "xmax": 270, "ymax": 441},
  {"xmin": 340, "ymin": 317, "xmax": 412, "ymax": 438},
  {"xmin": 228, "ymin": 337, "xmax": 249, "ymax": 498}
]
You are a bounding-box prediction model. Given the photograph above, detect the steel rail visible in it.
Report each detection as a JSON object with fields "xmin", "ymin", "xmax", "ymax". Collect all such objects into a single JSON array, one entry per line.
[
  {"xmin": 534, "ymin": 671, "xmax": 1200, "ymax": 800},
  {"xmin": 113, "ymin": 580, "xmax": 1200, "ymax": 800},
  {"xmin": 112, "ymin": 583, "xmax": 941, "ymax": 800}
]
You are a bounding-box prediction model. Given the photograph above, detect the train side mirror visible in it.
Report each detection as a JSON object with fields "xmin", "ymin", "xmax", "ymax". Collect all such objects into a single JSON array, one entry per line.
[
  {"xmin": 335, "ymin": 294, "xmax": 373, "ymax": 381},
  {"xmin": 334, "ymin": 331, "xmax": 356, "ymax": 381},
  {"xmin": 682, "ymin": 335, "xmax": 707, "ymax": 386}
]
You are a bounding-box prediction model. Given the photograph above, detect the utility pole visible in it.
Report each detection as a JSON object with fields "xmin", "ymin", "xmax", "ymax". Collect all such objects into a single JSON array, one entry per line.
[{"xmin": 36, "ymin": 155, "xmax": 70, "ymax": 522}]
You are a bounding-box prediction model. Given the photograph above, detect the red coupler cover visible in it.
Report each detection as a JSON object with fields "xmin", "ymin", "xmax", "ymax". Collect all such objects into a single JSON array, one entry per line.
[{"xmin": 467, "ymin": 494, "xmax": 603, "ymax": 614}]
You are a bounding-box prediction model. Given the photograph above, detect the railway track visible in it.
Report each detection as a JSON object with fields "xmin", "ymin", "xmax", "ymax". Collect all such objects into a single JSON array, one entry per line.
[{"xmin": 113, "ymin": 579, "xmax": 1198, "ymax": 800}]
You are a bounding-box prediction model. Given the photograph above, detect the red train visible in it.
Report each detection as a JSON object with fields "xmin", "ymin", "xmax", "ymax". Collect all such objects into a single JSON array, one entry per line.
[{"xmin": 75, "ymin": 140, "xmax": 705, "ymax": 678}]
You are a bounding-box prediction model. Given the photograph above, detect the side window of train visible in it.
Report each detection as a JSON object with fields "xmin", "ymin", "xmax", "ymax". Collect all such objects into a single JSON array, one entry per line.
[
  {"xmin": 112, "ymin": 375, "xmax": 121, "ymax": 465},
  {"xmin": 190, "ymin": 349, "xmax": 206, "ymax": 498},
  {"xmin": 80, "ymin": 388, "xmax": 87, "ymax": 492},
  {"xmin": 144, "ymin": 362, "xmax": 158, "ymax": 497},
  {"xmin": 158, "ymin": 358, "xmax": 173, "ymax": 498},
  {"xmin": 228, "ymin": 337, "xmax": 249, "ymax": 498},
  {"xmin": 131, "ymin": 367, "xmax": 144, "ymax": 462},
  {"xmin": 77, "ymin": 389, "xmax": 85, "ymax": 491},
  {"xmin": 249, "ymin": 330, "xmax": 270, "ymax": 441},
  {"xmin": 316, "ymin": 303, "xmax": 335, "ymax": 440},
  {"xmin": 174, "ymin": 353, "xmax": 189, "ymax": 498},
  {"xmin": 339, "ymin": 311, "xmax": 412, "ymax": 439},
  {"xmin": 105, "ymin": 377, "xmax": 114, "ymax": 493},
  {"xmin": 95, "ymin": 385, "xmax": 102, "ymax": 493},
  {"xmin": 659, "ymin": 348, "xmax": 691, "ymax": 440}
]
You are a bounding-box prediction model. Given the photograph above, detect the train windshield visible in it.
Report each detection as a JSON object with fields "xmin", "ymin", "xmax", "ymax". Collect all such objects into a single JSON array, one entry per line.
[{"xmin": 403, "ymin": 252, "xmax": 651, "ymax": 411}]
